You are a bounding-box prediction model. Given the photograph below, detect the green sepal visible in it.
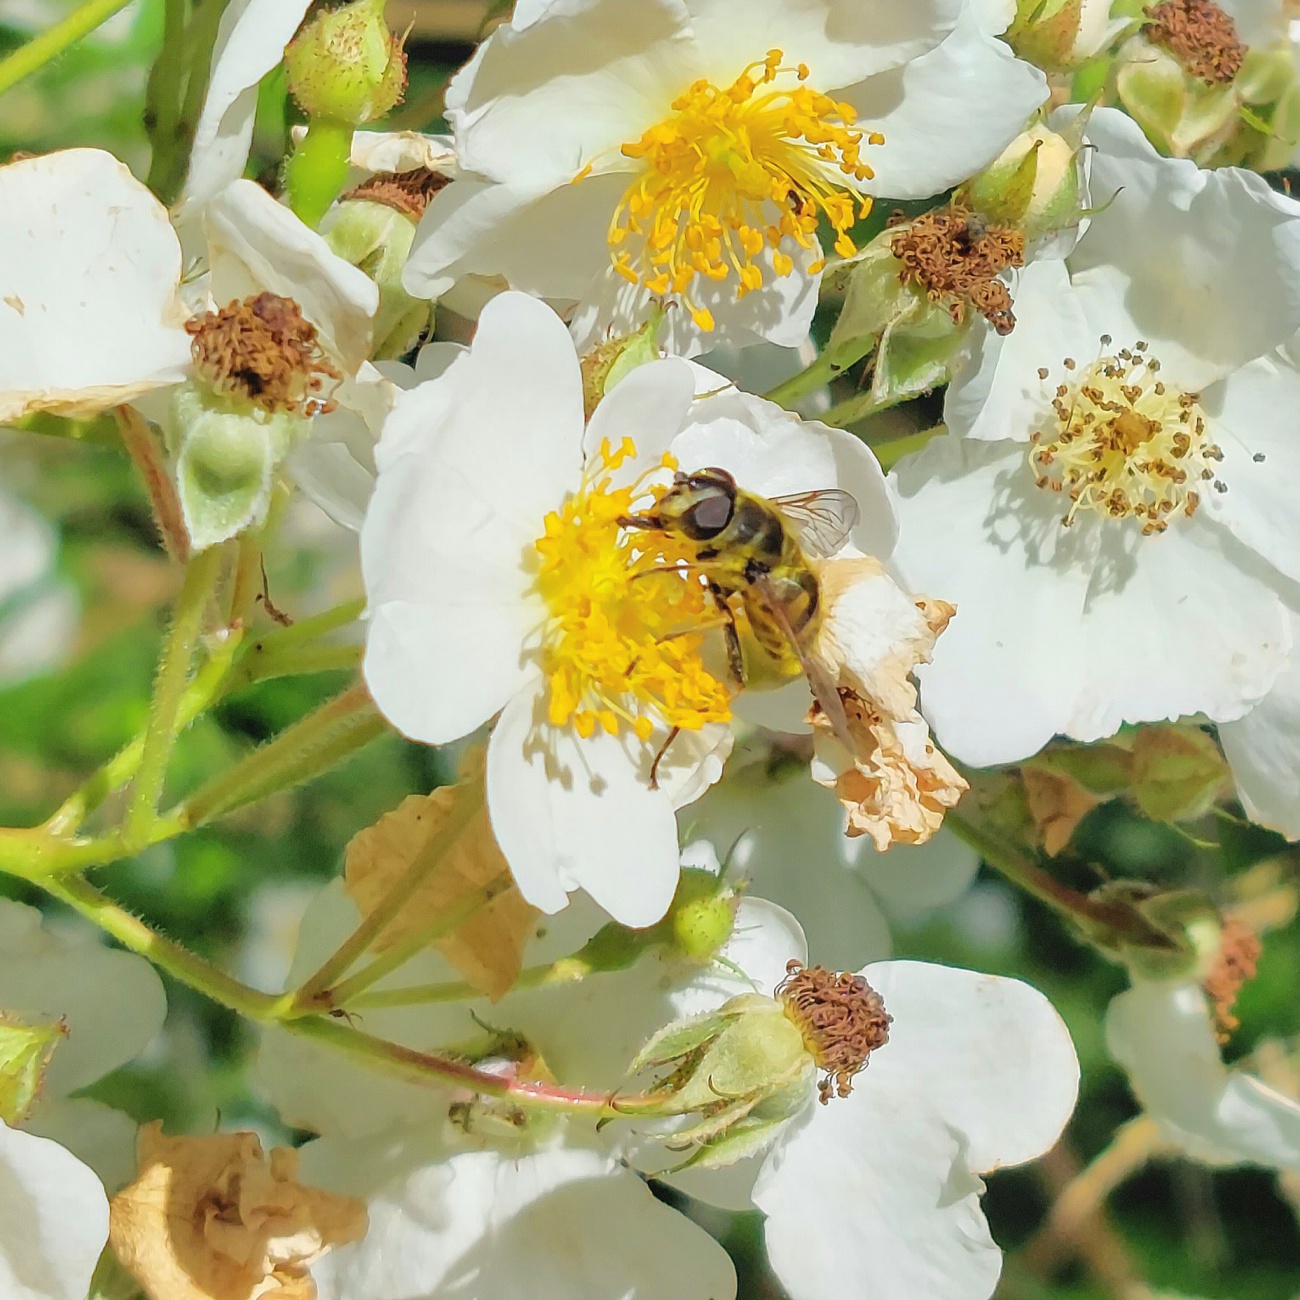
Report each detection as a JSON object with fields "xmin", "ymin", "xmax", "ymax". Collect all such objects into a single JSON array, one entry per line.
[{"xmin": 0, "ymin": 1012, "xmax": 65, "ymax": 1125}]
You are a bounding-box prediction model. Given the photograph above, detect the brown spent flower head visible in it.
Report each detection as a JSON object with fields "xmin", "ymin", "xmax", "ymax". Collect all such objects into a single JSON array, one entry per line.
[
  {"xmin": 1145, "ymin": 0, "xmax": 1246, "ymax": 84},
  {"xmin": 890, "ymin": 206, "xmax": 1025, "ymax": 335},
  {"xmin": 777, "ymin": 960, "xmax": 891, "ymax": 1104},
  {"xmin": 1202, "ymin": 917, "xmax": 1262, "ymax": 1043},
  {"xmin": 187, "ymin": 293, "xmax": 341, "ymax": 416},
  {"xmin": 342, "ymin": 166, "xmax": 451, "ymax": 221},
  {"xmin": 110, "ymin": 1124, "xmax": 366, "ymax": 1300}
]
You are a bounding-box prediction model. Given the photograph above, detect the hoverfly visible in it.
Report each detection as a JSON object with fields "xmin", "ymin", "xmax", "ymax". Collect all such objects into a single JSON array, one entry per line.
[{"xmin": 620, "ymin": 466, "xmax": 860, "ymax": 778}]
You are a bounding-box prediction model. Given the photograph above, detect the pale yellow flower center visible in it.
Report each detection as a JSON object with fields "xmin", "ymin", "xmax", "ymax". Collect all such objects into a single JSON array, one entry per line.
[
  {"xmin": 1029, "ymin": 340, "xmax": 1224, "ymax": 534},
  {"xmin": 533, "ymin": 439, "xmax": 732, "ymax": 742},
  {"xmin": 607, "ymin": 50, "xmax": 879, "ymax": 332}
]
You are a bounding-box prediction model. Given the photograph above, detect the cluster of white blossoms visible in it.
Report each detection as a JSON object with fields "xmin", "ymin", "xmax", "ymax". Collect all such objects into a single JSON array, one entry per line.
[{"xmin": 5, "ymin": 0, "xmax": 1300, "ymax": 1297}]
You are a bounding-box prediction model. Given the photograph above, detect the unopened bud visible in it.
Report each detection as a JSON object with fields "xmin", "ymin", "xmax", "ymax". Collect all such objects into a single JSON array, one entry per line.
[
  {"xmin": 664, "ymin": 868, "xmax": 739, "ymax": 962},
  {"xmin": 285, "ymin": 0, "xmax": 407, "ymax": 126},
  {"xmin": 1007, "ymin": 0, "xmax": 1126, "ymax": 71},
  {"xmin": 961, "ymin": 122, "xmax": 1085, "ymax": 247},
  {"xmin": 0, "ymin": 1012, "xmax": 64, "ymax": 1125},
  {"xmin": 580, "ymin": 311, "xmax": 664, "ymax": 421}
]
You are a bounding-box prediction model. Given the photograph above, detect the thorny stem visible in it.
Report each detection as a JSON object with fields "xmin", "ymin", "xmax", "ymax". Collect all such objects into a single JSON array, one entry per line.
[
  {"xmin": 175, "ymin": 681, "xmax": 385, "ymax": 829},
  {"xmin": 0, "ymin": 0, "xmax": 134, "ymax": 97},
  {"xmin": 292, "ymin": 775, "xmax": 486, "ymax": 1008},
  {"xmin": 116, "ymin": 406, "xmax": 190, "ymax": 562},
  {"xmin": 945, "ymin": 806, "xmax": 1177, "ymax": 949},
  {"xmin": 125, "ymin": 545, "xmax": 224, "ymax": 846},
  {"xmin": 328, "ymin": 872, "xmax": 515, "ymax": 1009}
]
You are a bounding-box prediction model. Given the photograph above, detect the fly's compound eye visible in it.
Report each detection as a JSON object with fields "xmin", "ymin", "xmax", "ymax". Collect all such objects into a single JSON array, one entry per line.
[{"xmin": 683, "ymin": 490, "xmax": 734, "ymax": 539}]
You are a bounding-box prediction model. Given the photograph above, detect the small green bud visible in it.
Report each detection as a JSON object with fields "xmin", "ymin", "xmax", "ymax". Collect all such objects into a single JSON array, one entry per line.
[
  {"xmin": 1128, "ymin": 724, "xmax": 1229, "ymax": 824},
  {"xmin": 580, "ymin": 311, "xmax": 665, "ymax": 420},
  {"xmin": 961, "ymin": 122, "xmax": 1086, "ymax": 246},
  {"xmin": 0, "ymin": 1012, "xmax": 64, "ymax": 1126},
  {"xmin": 1007, "ymin": 0, "xmax": 1126, "ymax": 71},
  {"xmin": 323, "ymin": 197, "xmax": 430, "ymax": 358},
  {"xmin": 285, "ymin": 0, "xmax": 407, "ymax": 126},
  {"xmin": 169, "ymin": 382, "xmax": 307, "ymax": 551}
]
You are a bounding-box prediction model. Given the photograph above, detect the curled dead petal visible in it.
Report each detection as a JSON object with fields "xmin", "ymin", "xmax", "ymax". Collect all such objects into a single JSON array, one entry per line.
[
  {"xmin": 289, "ymin": 126, "xmax": 458, "ymax": 177},
  {"xmin": 179, "ymin": 0, "xmax": 313, "ymax": 220},
  {"xmin": 0, "ymin": 149, "xmax": 192, "ymax": 422},
  {"xmin": 110, "ymin": 1123, "xmax": 366, "ymax": 1300}
]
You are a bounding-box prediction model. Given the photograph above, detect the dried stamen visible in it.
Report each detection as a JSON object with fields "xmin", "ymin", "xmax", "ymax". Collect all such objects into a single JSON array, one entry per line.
[
  {"xmin": 1202, "ymin": 918, "xmax": 1261, "ymax": 1043},
  {"xmin": 1145, "ymin": 0, "xmax": 1246, "ymax": 84},
  {"xmin": 777, "ymin": 960, "xmax": 891, "ymax": 1103},
  {"xmin": 342, "ymin": 166, "xmax": 451, "ymax": 220},
  {"xmin": 890, "ymin": 206, "xmax": 1025, "ymax": 335},
  {"xmin": 187, "ymin": 292, "xmax": 341, "ymax": 416}
]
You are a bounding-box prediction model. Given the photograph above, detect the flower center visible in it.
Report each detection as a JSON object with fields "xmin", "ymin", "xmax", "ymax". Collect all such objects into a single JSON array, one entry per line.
[
  {"xmin": 343, "ymin": 166, "xmax": 450, "ymax": 220},
  {"xmin": 1201, "ymin": 917, "xmax": 1261, "ymax": 1043},
  {"xmin": 1029, "ymin": 339, "xmax": 1224, "ymax": 534},
  {"xmin": 187, "ymin": 292, "xmax": 341, "ymax": 416},
  {"xmin": 776, "ymin": 960, "xmax": 891, "ymax": 1103},
  {"xmin": 890, "ymin": 205, "xmax": 1026, "ymax": 336},
  {"xmin": 609, "ymin": 50, "xmax": 879, "ymax": 332},
  {"xmin": 1145, "ymin": 0, "xmax": 1246, "ymax": 84},
  {"xmin": 533, "ymin": 439, "xmax": 732, "ymax": 743}
]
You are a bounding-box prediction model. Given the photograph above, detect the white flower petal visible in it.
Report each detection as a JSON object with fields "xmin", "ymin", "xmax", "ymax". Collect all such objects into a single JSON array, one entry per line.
[
  {"xmin": 1203, "ymin": 354, "xmax": 1300, "ymax": 585},
  {"xmin": 203, "ymin": 179, "xmax": 379, "ymax": 374},
  {"xmin": 0, "ymin": 149, "xmax": 191, "ymax": 420},
  {"xmin": 1220, "ymin": 614, "xmax": 1300, "ymax": 839},
  {"xmin": 686, "ymin": 0, "xmax": 962, "ymax": 89},
  {"xmin": 23, "ymin": 1097, "xmax": 138, "ymax": 1194},
  {"xmin": 756, "ymin": 1086, "xmax": 1002, "ymax": 1300},
  {"xmin": 487, "ymin": 685, "xmax": 685, "ymax": 927},
  {"xmin": 943, "ymin": 258, "xmax": 1097, "ymax": 442},
  {"xmin": 0, "ymin": 900, "xmax": 167, "ymax": 1096},
  {"xmin": 446, "ymin": 0, "xmax": 696, "ymax": 189},
  {"xmin": 583, "ymin": 357, "xmax": 698, "ymax": 468},
  {"xmin": 849, "ymin": 5, "xmax": 1047, "ymax": 201},
  {"xmin": 1070, "ymin": 107, "xmax": 1300, "ymax": 388},
  {"xmin": 855, "ymin": 830, "xmax": 980, "ymax": 920},
  {"xmin": 362, "ymin": 293, "xmax": 584, "ymax": 745},
  {"xmin": 409, "ymin": 172, "xmax": 633, "ymax": 305},
  {"xmin": 862, "ymin": 961, "xmax": 1079, "ymax": 1172},
  {"xmin": 308, "ymin": 1137, "xmax": 737, "ymax": 1300},
  {"xmin": 1106, "ymin": 980, "xmax": 1300, "ymax": 1168},
  {"xmin": 569, "ymin": 225, "xmax": 824, "ymax": 356},
  {"xmin": 179, "ymin": 0, "xmax": 312, "ymax": 215},
  {"xmin": 0, "ymin": 1119, "xmax": 109, "ymax": 1300}
]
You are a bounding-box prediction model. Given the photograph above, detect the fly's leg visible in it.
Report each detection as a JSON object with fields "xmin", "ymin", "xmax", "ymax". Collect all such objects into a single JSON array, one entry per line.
[{"xmin": 707, "ymin": 581, "xmax": 746, "ymax": 689}]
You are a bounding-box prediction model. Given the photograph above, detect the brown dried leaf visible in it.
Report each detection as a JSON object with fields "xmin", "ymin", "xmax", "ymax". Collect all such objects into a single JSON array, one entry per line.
[
  {"xmin": 110, "ymin": 1124, "xmax": 366, "ymax": 1300},
  {"xmin": 1022, "ymin": 764, "xmax": 1104, "ymax": 857},
  {"xmin": 344, "ymin": 758, "xmax": 535, "ymax": 1000}
]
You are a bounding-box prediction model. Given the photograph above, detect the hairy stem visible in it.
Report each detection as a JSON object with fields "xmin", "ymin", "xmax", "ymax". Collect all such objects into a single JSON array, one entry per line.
[
  {"xmin": 116, "ymin": 406, "xmax": 189, "ymax": 562},
  {"xmin": 0, "ymin": 0, "xmax": 135, "ymax": 96},
  {"xmin": 125, "ymin": 545, "xmax": 224, "ymax": 846},
  {"xmin": 348, "ymin": 954, "xmax": 599, "ymax": 1009}
]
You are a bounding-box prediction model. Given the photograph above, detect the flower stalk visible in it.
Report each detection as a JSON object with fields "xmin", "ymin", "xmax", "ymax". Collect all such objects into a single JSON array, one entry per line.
[{"xmin": 0, "ymin": 0, "xmax": 135, "ymax": 97}]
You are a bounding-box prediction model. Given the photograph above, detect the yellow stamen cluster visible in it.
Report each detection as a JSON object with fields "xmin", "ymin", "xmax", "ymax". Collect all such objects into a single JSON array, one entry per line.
[
  {"xmin": 610, "ymin": 50, "xmax": 879, "ymax": 332},
  {"xmin": 1029, "ymin": 339, "xmax": 1224, "ymax": 534},
  {"xmin": 534, "ymin": 439, "xmax": 733, "ymax": 742}
]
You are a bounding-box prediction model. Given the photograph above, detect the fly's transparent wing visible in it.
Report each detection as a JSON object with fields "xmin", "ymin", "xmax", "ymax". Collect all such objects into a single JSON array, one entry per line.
[{"xmin": 771, "ymin": 488, "xmax": 860, "ymax": 559}]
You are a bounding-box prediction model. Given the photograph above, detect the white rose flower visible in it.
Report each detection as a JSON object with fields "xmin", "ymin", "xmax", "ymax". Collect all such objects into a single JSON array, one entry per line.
[
  {"xmin": 361, "ymin": 289, "xmax": 897, "ymax": 926},
  {"xmin": 0, "ymin": 1117, "xmax": 109, "ymax": 1300},
  {"xmin": 891, "ymin": 106, "xmax": 1300, "ymax": 766},
  {"xmin": 1107, "ymin": 976, "xmax": 1300, "ymax": 1170},
  {"xmin": 0, "ymin": 899, "xmax": 167, "ymax": 1190},
  {"xmin": 0, "ymin": 147, "xmax": 381, "ymax": 550},
  {"xmin": 302, "ymin": 1124, "xmax": 737, "ymax": 1300},
  {"xmin": 402, "ymin": 0, "xmax": 1046, "ymax": 355}
]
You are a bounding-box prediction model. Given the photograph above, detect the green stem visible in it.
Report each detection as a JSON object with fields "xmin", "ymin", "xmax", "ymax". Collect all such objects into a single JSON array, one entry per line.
[
  {"xmin": 945, "ymin": 806, "xmax": 1174, "ymax": 947},
  {"xmin": 42, "ymin": 875, "xmax": 281, "ymax": 1021},
  {"xmin": 174, "ymin": 681, "xmax": 385, "ymax": 829},
  {"xmin": 125, "ymin": 546, "xmax": 224, "ymax": 846},
  {"xmin": 0, "ymin": 0, "xmax": 134, "ymax": 96},
  {"xmin": 348, "ymin": 955, "xmax": 594, "ymax": 1009},
  {"xmin": 763, "ymin": 351, "xmax": 843, "ymax": 410},
  {"xmin": 285, "ymin": 116, "xmax": 354, "ymax": 228},
  {"xmin": 116, "ymin": 406, "xmax": 189, "ymax": 562},
  {"xmin": 329, "ymin": 872, "xmax": 514, "ymax": 1008},
  {"xmin": 293, "ymin": 776, "xmax": 485, "ymax": 1007},
  {"xmin": 823, "ymin": 387, "xmax": 898, "ymax": 429},
  {"xmin": 873, "ymin": 426, "xmax": 943, "ymax": 473}
]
